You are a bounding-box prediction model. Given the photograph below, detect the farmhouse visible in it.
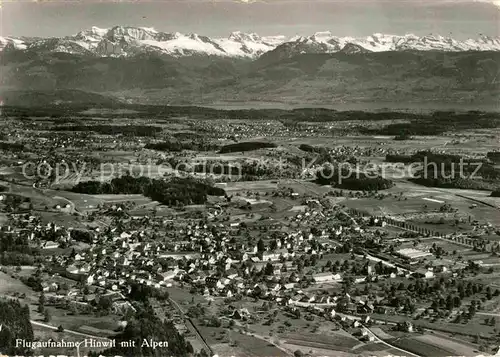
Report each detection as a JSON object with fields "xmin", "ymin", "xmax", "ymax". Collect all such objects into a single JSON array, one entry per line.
[
  {"xmin": 312, "ymin": 272, "xmax": 342, "ymax": 283},
  {"xmin": 159, "ymin": 269, "xmax": 180, "ymax": 281},
  {"xmin": 412, "ymin": 268, "xmax": 434, "ymax": 279},
  {"xmin": 395, "ymin": 248, "xmax": 432, "ymax": 263}
]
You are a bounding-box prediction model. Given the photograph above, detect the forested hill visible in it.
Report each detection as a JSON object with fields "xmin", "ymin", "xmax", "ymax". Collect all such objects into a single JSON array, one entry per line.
[{"xmin": 0, "ymin": 298, "xmax": 34, "ymax": 356}]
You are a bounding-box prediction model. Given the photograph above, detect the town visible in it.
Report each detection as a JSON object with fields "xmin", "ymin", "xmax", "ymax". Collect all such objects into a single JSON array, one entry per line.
[{"xmin": 0, "ymin": 106, "xmax": 500, "ymax": 357}]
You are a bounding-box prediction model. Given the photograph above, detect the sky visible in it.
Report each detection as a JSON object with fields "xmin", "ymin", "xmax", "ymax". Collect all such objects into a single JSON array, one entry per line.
[{"xmin": 0, "ymin": 0, "xmax": 499, "ymax": 39}]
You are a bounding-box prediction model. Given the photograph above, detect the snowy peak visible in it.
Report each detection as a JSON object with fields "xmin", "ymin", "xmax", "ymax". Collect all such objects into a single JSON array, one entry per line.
[
  {"xmin": 106, "ymin": 26, "xmax": 159, "ymax": 41},
  {"xmin": 266, "ymin": 32, "xmax": 500, "ymax": 60},
  {"xmin": 1, "ymin": 27, "xmax": 499, "ymax": 58},
  {"xmin": 72, "ymin": 27, "xmax": 284, "ymax": 58},
  {"xmin": 229, "ymin": 31, "xmax": 261, "ymax": 43},
  {"xmin": 0, "ymin": 36, "xmax": 27, "ymax": 51}
]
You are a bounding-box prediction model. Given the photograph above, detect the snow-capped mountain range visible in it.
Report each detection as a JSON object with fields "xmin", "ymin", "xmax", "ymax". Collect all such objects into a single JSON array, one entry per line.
[{"xmin": 1, "ymin": 26, "xmax": 499, "ymax": 58}]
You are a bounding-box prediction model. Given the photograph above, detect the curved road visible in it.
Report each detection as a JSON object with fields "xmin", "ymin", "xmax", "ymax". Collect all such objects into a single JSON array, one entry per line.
[
  {"xmin": 31, "ymin": 320, "xmax": 111, "ymax": 340},
  {"xmin": 362, "ymin": 324, "xmax": 421, "ymax": 357},
  {"xmin": 168, "ymin": 298, "xmax": 213, "ymax": 355}
]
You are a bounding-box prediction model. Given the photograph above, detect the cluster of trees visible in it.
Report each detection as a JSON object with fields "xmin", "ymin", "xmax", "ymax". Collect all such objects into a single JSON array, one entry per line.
[
  {"xmin": 387, "ymin": 151, "xmax": 469, "ymax": 164},
  {"xmin": 172, "ymin": 132, "xmax": 203, "ymax": 140},
  {"xmin": 279, "ymin": 109, "xmax": 425, "ymax": 123},
  {"xmin": 128, "ymin": 282, "xmax": 169, "ymax": 302},
  {"xmin": 219, "ymin": 141, "xmax": 277, "ymax": 154},
  {"xmin": 192, "ymin": 160, "xmax": 277, "ymax": 179},
  {"xmin": 323, "ymin": 259, "xmax": 396, "ymax": 276},
  {"xmin": 385, "ymin": 154, "xmax": 415, "ymax": 164},
  {"xmin": 37, "ymin": 293, "xmax": 52, "ymax": 322},
  {"xmin": 0, "ymin": 141, "xmax": 24, "ymax": 151},
  {"xmin": 99, "ymin": 311, "xmax": 193, "ymax": 357},
  {"xmin": 411, "ymin": 177, "xmax": 497, "ymax": 191},
  {"xmin": 0, "ymin": 299, "xmax": 34, "ymax": 356},
  {"xmin": 70, "ymin": 229, "xmax": 94, "ymax": 243},
  {"xmin": 315, "ymin": 166, "xmax": 394, "ymax": 191},
  {"xmin": 298, "ymin": 144, "xmax": 326, "ymax": 154},
  {"xmin": 487, "ymin": 151, "xmax": 500, "ymax": 164},
  {"xmin": 385, "ymin": 151, "xmax": 500, "ymax": 190},
  {"xmin": 71, "ymin": 175, "xmax": 226, "ymax": 206},
  {"xmin": 20, "ymin": 275, "xmax": 43, "ymax": 291},
  {"xmin": 394, "ymin": 133, "xmax": 412, "ymax": 141},
  {"xmin": 51, "ymin": 125, "xmax": 162, "ymax": 137},
  {"xmin": 404, "ymin": 277, "xmax": 499, "ymax": 309},
  {"xmin": 0, "ymin": 231, "xmax": 37, "ymax": 266},
  {"xmin": 363, "ymin": 111, "xmax": 500, "ymax": 136},
  {"xmin": 1, "ymin": 194, "xmax": 30, "ymax": 213},
  {"xmin": 145, "ymin": 139, "xmax": 219, "ymax": 152}
]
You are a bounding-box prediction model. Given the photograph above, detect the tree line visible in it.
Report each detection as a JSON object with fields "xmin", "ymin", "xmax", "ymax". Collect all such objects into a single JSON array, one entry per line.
[
  {"xmin": 0, "ymin": 141, "xmax": 24, "ymax": 151},
  {"xmin": 51, "ymin": 125, "xmax": 162, "ymax": 137},
  {"xmin": 362, "ymin": 111, "xmax": 500, "ymax": 136},
  {"xmin": 315, "ymin": 166, "xmax": 394, "ymax": 191},
  {"xmin": 0, "ymin": 230, "xmax": 37, "ymax": 266},
  {"xmin": 145, "ymin": 139, "xmax": 219, "ymax": 152},
  {"xmin": 71, "ymin": 175, "xmax": 226, "ymax": 207},
  {"xmin": 219, "ymin": 141, "xmax": 277, "ymax": 154}
]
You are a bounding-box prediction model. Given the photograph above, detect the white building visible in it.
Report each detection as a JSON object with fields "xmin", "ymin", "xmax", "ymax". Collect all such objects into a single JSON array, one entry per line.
[{"xmin": 312, "ymin": 273, "xmax": 342, "ymax": 283}]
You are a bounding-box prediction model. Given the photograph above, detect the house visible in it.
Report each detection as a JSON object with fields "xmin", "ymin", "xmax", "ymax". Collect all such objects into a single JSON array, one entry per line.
[
  {"xmin": 42, "ymin": 282, "xmax": 59, "ymax": 292},
  {"xmin": 412, "ymin": 269, "xmax": 434, "ymax": 279},
  {"xmin": 112, "ymin": 300, "xmax": 137, "ymax": 314},
  {"xmin": 86, "ymin": 274, "xmax": 95, "ymax": 285},
  {"xmin": 345, "ymin": 302, "xmax": 357, "ymax": 313},
  {"xmin": 376, "ymin": 306, "xmax": 396, "ymax": 315},
  {"xmin": 231, "ymin": 308, "xmax": 251, "ymax": 320},
  {"xmin": 434, "ymin": 265, "xmax": 448, "ymax": 273},
  {"xmin": 312, "ymin": 272, "xmax": 342, "ymax": 283},
  {"xmin": 42, "ymin": 241, "xmax": 59, "ymax": 249},
  {"xmin": 159, "ymin": 269, "xmax": 178, "ymax": 281},
  {"xmin": 253, "ymin": 283, "xmax": 269, "ymax": 296},
  {"xmin": 396, "ymin": 248, "xmax": 432, "ymax": 263},
  {"xmin": 397, "ymin": 321, "xmax": 414, "ymax": 332},
  {"xmin": 205, "ymin": 276, "xmax": 219, "ymax": 288},
  {"xmin": 261, "ymin": 252, "xmax": 280, "ymax": 262},
  {"xmin": 226, "ymin": 268, "xmax": 239, "ymax": 280}
]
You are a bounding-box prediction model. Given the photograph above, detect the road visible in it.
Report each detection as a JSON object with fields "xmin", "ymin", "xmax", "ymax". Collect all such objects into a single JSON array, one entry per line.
[
  {"xmin": 1, "ymin": 178, "xmax": 83, "ymax": 216},
  {"xmin": 362, "ymin": 324, "xmax": 421, "ymax": 357},
  {"xmin": 237, "ymin": 327, "xmax": 292, "ymax": 356},
  {"xmin": 53, "ymin": 195, "xmax": 83, "ymax": 216},
  {"xmin": 31, "ymin": 320, "xmax": 111, "ymax": 340},
  {"xmin": 168, "ymin": 298, "xmax": 213, "ymax": 355},
  {"xmin": 477, "ymin": 311, "xmax": 500, "ymax": 318}
]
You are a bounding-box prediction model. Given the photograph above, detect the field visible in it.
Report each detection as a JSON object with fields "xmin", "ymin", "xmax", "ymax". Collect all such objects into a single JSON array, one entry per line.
[
  {"xmin": 198, "ymin": 325, "xmax": 288, "ymax": 357},
  {"xmin": 216, "ymin": 180, "xmax": 279, "ymax": 193},
  {"xmin": 33, "ymin": 325, "xmax": 110, "ymax": 356},
  {"xmin": 390, "ymin": 336, "xmax": 455, "ymax": 357},
  {"xmin": 370, "ymin": 313, "xmax": 497, "ymax": 338},
  {"xmin": 413, "ymin": 334, "xmax": 479, "ymax": 356},
  {"xmin": 281, "ymin": 331, "xmax": 360, "ymax": 352},
  {"xmin": 0, "ymin": 271, "xmax": 34, "ymax": 296},
  {"xmin": 36, "ymin": 306, "xmax": 120, "ymax": 336}
]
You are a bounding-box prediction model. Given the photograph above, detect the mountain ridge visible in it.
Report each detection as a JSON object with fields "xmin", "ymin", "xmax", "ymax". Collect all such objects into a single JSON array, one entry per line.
[
  {"xmin": 1, "ymin": 26, "xmax": 500, "ymax": 59},
  {"xmin": 1, "ymin": 50, "xmax": 498, "ymax": 107}
]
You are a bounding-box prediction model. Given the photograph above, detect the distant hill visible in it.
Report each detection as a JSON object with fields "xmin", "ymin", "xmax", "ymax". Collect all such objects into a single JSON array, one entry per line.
[
  {"xmin": 0, "ymin": 49, "xmax": 498, "ymax": 106},
  {"xmin": 0, "ymin": 89, "xmax": 122, "ymax": 107}
]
